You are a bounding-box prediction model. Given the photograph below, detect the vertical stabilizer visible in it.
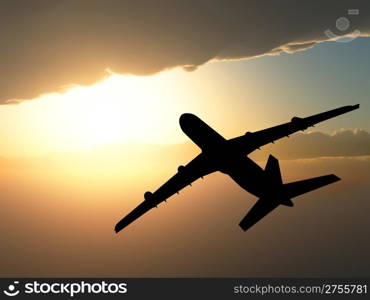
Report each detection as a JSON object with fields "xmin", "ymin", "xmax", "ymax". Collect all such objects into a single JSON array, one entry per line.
[{"xmin": 265, "ymin": 155, "xmax": 282, "ymax": 185}]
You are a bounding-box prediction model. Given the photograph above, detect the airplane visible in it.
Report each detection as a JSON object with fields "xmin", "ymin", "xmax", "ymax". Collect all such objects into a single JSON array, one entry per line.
[{"xmin": 115, "ymin": 104, "xmax": 359, "ymax": 233}]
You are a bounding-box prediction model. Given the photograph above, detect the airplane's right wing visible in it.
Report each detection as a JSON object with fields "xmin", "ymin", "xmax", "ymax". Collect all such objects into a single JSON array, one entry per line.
[
  {"xmin": 115, "ymin": 153, "xmax": 215, "ymax": 233},
  {"xmin": 230, "ymin": 104, "xmax": 359, "ymax": 155}
]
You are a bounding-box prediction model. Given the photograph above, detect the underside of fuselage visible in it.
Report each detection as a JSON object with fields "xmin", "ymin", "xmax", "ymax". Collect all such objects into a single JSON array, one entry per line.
[
  {"xmin": 180, "ymin": 112, "xmax": 271, "ymax": 197},
  {"xmin": 220, "ymin": 153, "xmax": 266, "ymax": 198}
]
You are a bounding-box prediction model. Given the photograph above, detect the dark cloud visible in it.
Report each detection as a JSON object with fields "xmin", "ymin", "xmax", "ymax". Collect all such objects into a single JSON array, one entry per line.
[
  {"xmin": 0, "ymin": 0, "xmax": 369, "ymax": 103},
  {"xmin": 250, "ymin": 129, "xmax": 370, "ymax": 160}
]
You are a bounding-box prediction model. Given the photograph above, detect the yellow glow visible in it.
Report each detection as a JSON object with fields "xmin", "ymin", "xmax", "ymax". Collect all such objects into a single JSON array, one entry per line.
[
  {"xmin": 0, "ymin": 71, "xmax": 197, "ymax": 156},
  {"xmin": 58, "ymin": 74, "xmax": 168, "ymax": 147},
  {"xmin": 0, "ymin": 66, "xmax": 262, "ymax": 157}
]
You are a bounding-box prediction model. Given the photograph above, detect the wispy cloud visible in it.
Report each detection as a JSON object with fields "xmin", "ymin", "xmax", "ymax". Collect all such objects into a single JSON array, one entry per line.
[{"xmin": 250, "ymin": 129, "xmax": 370, "ymax": 160}]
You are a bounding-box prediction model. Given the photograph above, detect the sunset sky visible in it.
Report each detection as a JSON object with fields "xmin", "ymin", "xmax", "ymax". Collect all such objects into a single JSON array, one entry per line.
[
  {"xmin": 0, "ymin": 37, "xmax": 369, "ymax": 157},
  {"xmin": 0, "ymin": 0, "xmax": 369, "ymax": 277}
]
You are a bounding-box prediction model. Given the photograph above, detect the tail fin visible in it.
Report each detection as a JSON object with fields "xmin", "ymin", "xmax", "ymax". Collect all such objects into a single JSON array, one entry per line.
[
  {"xmin": 265, "ymin": 155, "xmax": 293, "ymax": 206},
  {"xmin": 265, "ymin": 155, "xmax": 282, "ymax": 185},
  {"xmin": 283, "ymin": 174, "xmax": 340, "ymax": 199}
]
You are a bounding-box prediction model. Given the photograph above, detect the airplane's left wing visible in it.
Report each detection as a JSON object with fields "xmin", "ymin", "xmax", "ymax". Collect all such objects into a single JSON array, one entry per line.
[
  {"xmin": 115, "ymin": 154, "xmax": 215, "ymax": 232},
  {"xmin": 230, "ymin": 104, "xmax": 359, "ymax": 155}
]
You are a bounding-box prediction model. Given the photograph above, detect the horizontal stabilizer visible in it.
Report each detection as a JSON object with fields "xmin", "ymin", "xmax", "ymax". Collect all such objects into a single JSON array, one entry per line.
[
  {"xmin": 283, "ymin": 174, "xmax": 340, "ymax": 199},
  {"xmin": 239, "ymin": 174, "xmax": 340, "ymax": 231},
  {"xmin": 239, "ymin": 197, "xmax": 279, "ymax": 231}
]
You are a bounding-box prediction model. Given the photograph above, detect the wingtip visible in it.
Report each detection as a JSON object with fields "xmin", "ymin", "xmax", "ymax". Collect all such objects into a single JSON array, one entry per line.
[
  {"xmin": 114, "ymin": 223, "xmax": 122, "ymax": 234},
  {"xmin": 239, "ymin": 223, "xmax": 248, "ymax": 232},
  {"xmin": 353, "ymin": 104, "xmax": 360, "ymax": 109},
  {"xmin": 330, "ymin": 174, "xmax": 341, "ymax": 182}
]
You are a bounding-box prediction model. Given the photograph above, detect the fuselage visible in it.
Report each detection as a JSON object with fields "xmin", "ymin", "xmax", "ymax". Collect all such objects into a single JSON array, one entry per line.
[
  {"xmin": 180, "ymin": 113, "xmax": 268, "ymax": 198},
  {"xmin": 207, "ymin": 143, "xmax": 268, "ymax": 197}
]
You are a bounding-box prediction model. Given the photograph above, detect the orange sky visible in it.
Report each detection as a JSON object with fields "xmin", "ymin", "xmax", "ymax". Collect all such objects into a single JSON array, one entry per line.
[{"xmin": 1, "ymin": 153, "xmax": 369, "ymax": 277}]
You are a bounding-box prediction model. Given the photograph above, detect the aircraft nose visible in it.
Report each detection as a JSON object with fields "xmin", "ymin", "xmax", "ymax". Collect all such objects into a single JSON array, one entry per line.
[{"xmin": 179, "ymin": 113, "xmax": 196, "ymax": 130}]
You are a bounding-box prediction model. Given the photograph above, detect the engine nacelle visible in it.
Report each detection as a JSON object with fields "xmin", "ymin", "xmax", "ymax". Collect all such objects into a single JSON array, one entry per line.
[
  {"xmin": 291, "ymin": 116, "xmax": 308, "ymax": 129},
  {"xmin": 291, "ymin": 116, "xmax": 302, "ymax": 123},
  {"xmin": 178, "ymin": 165, "xmax": 185, "ymax": 173},
  {"xmin": 144, "ymin": 191, "xmax": 154, "ymax": 201},
  {"xmin": 244, "ymin": 131, "xmax": 253, "ymax": 136}
]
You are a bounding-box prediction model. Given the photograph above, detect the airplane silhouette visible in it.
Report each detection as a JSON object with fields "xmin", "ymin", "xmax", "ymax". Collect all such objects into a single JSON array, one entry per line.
[{"xmin": 115, "ymin": 104, "xmax": 359, "ymax": 233}]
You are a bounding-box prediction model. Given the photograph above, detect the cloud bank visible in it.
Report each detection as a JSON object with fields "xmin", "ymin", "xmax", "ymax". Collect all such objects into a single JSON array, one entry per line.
[
  {"xmin": 0, "ymin": 0, "xmax": 370, "ymax": 103},
  {"xmin": 250, "ymin": 129, "xmax": 370, "ymax": 160}
]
